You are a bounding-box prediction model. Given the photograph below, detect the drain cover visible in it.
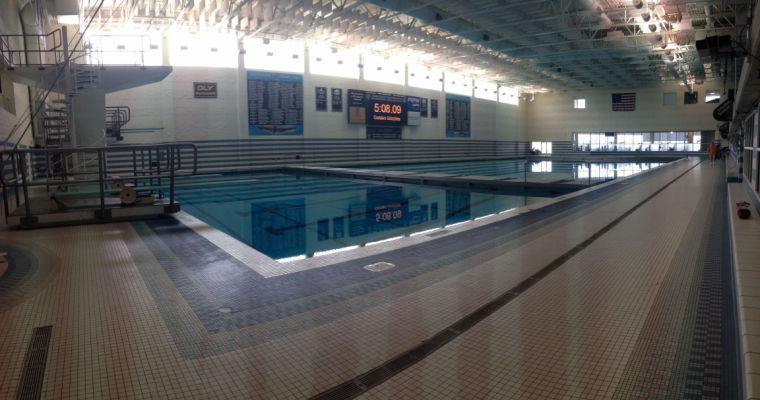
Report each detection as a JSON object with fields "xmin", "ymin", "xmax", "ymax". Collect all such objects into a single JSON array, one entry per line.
[
  {"xmin": 364, "ymin": 262, "xmax": 395, "ymax": 272},
  {"xmin": 218, "ymin": 307, "xmax": 232, "ymax": 314}
]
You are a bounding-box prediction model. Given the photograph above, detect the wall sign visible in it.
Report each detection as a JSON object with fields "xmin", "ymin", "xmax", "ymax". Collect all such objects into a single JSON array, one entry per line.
[
  {"xmin": 247, "ymin": 71, "xmax": 303, "ymax": 135},
  {"xmin": 366, "ymin": 125, "xmax": 402, "ymax": 140},
  {"xmin": 331, "ymin": 88, "xmax": 342, "ymax": 112},
  {"xmin": 420, "ymin": 98, "xmax": 428, "ymax": 118},
  {"xmin": 407, "ymin": 96, "xmax": 421, "ymax": 126},
  {"xmin": 445, "ymin": 94, "xmax": 470, "ymax": 137},
  {"xmin": 315, "ymin": 86, "xmax": 328, "ymax": 111},
  {"xmin": 347, "ymin": 89, "xmax": 408, "ymax": 126},
  {"xmin": 347, "ymin": 89, "xmax": 367, "ymax": 123},
  {"xmin": 430, "ymin": 99, "xmax": 438, "ymax": 118},
  {"xmin": 193, "ymin": 82, "xmax": 217, "ymax": 98}
]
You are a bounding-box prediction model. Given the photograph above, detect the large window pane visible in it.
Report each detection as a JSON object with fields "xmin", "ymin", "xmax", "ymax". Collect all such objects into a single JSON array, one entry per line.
[
  {"xmin": 444, "ymin": 72, "xmax": 472, "ymax": 96},
  {"xmin": 309, "ymin": 45, "xmax": 359, "ymax": 79},
  {"xmin": 171, "ymin": 32, "xmax": 238, "ymax": 68},
  {"xmin": 408, "ymin": 64, "xmax": 442, "ymax": 91},
  {"xmin": 243, "ymin": 38, "xmax": 303, "ymax": 73},
  {"xmin": 364, "ymin": 54, "xmax": 404, "ymax": 85},
  {"xmin": 474, "ymin": 80, "xmax": 497, "ymax": 101}
]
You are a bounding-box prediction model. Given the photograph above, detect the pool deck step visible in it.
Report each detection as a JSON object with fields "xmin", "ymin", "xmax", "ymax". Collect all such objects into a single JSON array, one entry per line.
[{"xmin": 283, "ymin": 165, "xmax": 598, "ymax": 194}]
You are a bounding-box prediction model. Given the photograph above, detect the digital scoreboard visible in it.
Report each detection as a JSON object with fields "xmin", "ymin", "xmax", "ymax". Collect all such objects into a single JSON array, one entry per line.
[
  {"xmin": 347, "ymin": 89, "xmax": 407, "ymax": 126},
  {"xmin": 368, "ymin": 100, "xmax": 404, "ymax": 125},
  {"xmin": 366, "ymin": 92, "xmax": 406, "ymax": 126}
]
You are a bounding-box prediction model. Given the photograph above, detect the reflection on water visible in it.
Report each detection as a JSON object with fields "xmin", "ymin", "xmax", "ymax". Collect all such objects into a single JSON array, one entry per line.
[
  {"xmin": 177, "ymin": 160, "xmax": 664, "ymax": 261},
  {"xmin": 369, "ymin": 159, "xmax": 663, "ymax": 182},
  {"xmin": 176, "ymin": 173, "xmax": 552, "ymax": 261}
]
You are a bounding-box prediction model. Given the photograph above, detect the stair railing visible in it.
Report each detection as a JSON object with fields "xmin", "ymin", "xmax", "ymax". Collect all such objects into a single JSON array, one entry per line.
[
  {"xmin": 0, "ymin": 29, "xmax": 64, "ymax": 67},
  {"xmin": 0, "ymin": 143, "xmax": 198, "ymax": 225}
]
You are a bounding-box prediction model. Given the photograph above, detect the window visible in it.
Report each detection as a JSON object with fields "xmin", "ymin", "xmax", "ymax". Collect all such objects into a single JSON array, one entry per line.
[
  {"xmin": 363, "ymin": 54, "xmax": 404, "ymax": 86},
  {"xmin": 85, "ymin": 31, "xmax": 162, "ymax": 66},
  {"xmin": 705, "ymin": 90, "xmax": 721, "ymax": 103},
  {"xmin": 309, "ymin": 45, "xmax": 359, "ymax": 79},
  {"xmin": 473, "ymin": 80, "xmax": 497, "ymax": 101},
  {"xmin": 498, "ymin": 86, "xmax": 519, "ymax": 105},
  {"xmin": 170, "ymin": 32, "xmax": 238, "ymax": 68},
  {"xmin": 573, "ymin": 98, "xmax": 586, "ymax": 109},
  {"xmin": 244, "ymin": 38, "xmax": 303, "ymax": 73},
  {"xmin": 576, "ymin": 131, "xmax": 701, "ymax": 152},
  {"xmin": 531, "ymin": 141, "xmax": 552, "ymax": 154},
  {"xmin": 663, "ymin": 92, "xmax": 676, "ymax": 105},
  {"xmin": 408, "ymin": 64, "xmax": 442, "ymax": 91},
  {"xmin": 444, "ymin": 72, "xmax": 472, "ymax": 96}
]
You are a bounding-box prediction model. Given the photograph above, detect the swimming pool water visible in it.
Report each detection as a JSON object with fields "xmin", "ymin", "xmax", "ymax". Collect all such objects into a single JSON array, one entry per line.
[{"xmin": 175, "ymin": 172, "xmax": 554, "ymax": 261}]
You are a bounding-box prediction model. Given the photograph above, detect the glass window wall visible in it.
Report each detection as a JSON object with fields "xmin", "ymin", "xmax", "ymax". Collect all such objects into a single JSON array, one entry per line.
[{"xmin": 575, "ymin": 131, "xmax": 702, "ymax": 152}]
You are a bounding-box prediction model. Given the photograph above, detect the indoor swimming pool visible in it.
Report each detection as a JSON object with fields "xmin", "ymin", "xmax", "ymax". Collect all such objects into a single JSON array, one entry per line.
[
  {"xmin": 172, "ymin": 158, "xmax": 674, "ymax": 262},
  {"xmin": 174, "ymin": 172, "xmax": 555, "ymax": 261}
]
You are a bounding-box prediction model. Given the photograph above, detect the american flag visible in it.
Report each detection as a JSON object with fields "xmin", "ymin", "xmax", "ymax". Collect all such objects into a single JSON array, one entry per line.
[{"xmin": 612, "ymin": 93, "xmax": 636, "ymax": 111}]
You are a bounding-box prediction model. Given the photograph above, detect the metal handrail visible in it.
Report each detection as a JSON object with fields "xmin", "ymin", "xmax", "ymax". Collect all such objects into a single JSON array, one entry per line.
[
  {"xmin": 0, "ymin": 34, "xmax": 11, "ymax": 65},
  {"xmin": 105, "ymin": 106, "xmax": 131, "ymax": 129},
  {"xmin": 0, "ymin": 143, "xmax": 198, "ymax": 224},
  {"xmin": 0, "ymin": 30, "xmax": 64, "ymax": 66}
]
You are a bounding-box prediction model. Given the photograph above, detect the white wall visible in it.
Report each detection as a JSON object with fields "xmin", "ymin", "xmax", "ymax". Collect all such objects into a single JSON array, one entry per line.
[
  {"xmin": 523, "ymin": 83, "xmax": 727, "ymax": 141},
  {"xmin": 107, "ymin": 65, "xmax": 525, "ymax": 143},
  {"xmin": 107, "ymin": 62, "xmax": 727, "ymax": 145}
]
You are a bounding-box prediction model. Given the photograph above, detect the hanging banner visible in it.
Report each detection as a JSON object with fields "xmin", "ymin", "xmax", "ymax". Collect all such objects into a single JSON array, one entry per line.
[
  {"xmin": 247, "ymin": 71, "xmax": 303, "ymax": 135},
  {"xmin": 445, "ymin": 94, "xmax": 470, "ymax": 138},
  {"xmin": 315, "ymin": 86, "xmax": 328, "ymax": 111},
  {"xmin": 331, "ymin": 88, "xmax": 343, "ymax": 112}
]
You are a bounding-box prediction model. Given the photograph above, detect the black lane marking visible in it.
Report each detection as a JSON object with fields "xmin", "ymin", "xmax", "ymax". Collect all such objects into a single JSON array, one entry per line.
[
  {"xmin": 310, "ymin": 159, "xmax": 704, "ymax": 400},
  {"xmin": 16, "ymin": 325, "xmax": 53, "ymax": 400}
]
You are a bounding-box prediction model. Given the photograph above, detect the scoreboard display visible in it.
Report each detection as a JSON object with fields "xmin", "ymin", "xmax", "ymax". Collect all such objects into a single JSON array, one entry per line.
[
  {"xmin": 347, "ymin": 89, "xmax": 407, "ymax": 126},
  {"xmin": 366, "ymin": 92, "xmax": 406, "ymax": 126}
]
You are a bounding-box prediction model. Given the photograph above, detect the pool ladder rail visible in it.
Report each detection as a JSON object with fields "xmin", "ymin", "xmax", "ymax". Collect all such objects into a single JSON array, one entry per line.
[{"xmin": 0, "ymin": 143, "xmax": 198, "ymax": 228}]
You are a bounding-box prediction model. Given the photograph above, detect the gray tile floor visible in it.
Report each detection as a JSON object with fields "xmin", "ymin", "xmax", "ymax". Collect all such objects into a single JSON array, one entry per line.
[{"xmin": 0, "ymin": 157, "xmax": 741, "ymax": 399}]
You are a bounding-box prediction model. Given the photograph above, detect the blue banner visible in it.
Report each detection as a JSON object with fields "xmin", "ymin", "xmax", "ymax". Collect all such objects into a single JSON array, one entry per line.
[
  {"xmin": 247, "ymin": 71, "xmax": 304, "ymax": 135},
  {"xmin": 445, "ymin": 94, "xmax": 471, "ymax": 138}
]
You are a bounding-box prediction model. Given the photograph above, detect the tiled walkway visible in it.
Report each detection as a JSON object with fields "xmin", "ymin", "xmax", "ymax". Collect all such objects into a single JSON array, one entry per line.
[{"xmin": 0, "ymin": 157, "xmax": 739, "ymax": 399}]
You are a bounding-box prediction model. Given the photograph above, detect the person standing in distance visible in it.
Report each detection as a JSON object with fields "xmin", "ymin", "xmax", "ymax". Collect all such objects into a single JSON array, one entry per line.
[{"xmin": 708, "ymin": 142, "xmax": 718, "ymax": 166}]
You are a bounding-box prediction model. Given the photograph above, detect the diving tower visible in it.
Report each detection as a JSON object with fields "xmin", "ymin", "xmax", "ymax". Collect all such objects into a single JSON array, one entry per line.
[{"xmin": 0, "ymin": 27, "xmax": 195, "ymax": 228}]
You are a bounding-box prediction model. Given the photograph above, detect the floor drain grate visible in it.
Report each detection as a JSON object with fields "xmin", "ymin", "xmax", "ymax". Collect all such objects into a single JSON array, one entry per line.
[
  {"xmin": 427, "ymin": 229, "xmax": 452, "ymax": 238},
  {"xmin": 17, "ymin": 325, "xmax": 52, "ymax": 400},
  {"xmin": 363, "ymin": 262, "xmax": 395, "ymax": 272}
]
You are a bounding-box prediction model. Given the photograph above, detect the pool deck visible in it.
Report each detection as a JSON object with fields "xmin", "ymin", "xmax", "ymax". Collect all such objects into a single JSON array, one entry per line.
[{"xmin": 0, "ymin": 155, "xmax": 751, "ymax": 399}]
